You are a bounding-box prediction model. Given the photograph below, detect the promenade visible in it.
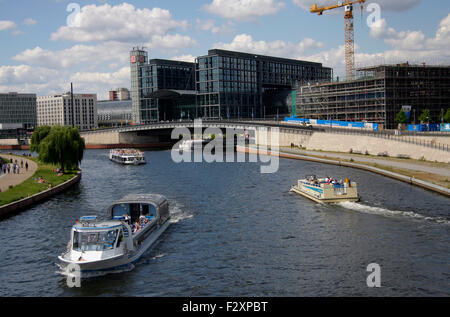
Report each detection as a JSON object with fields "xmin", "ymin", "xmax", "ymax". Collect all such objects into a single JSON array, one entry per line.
[{"xmin": 0, "ymin": 154, "xmax": 38, "ymax": 192}]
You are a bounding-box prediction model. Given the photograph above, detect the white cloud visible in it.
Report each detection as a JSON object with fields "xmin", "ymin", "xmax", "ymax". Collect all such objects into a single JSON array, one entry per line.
[
  {"xmin": 51, "ymin": 3, "xmax": 189, "ymax": 43},
  {"xmin": 293, "ymin": 0, "xmax": 421, "ymax": 13},
  {"xmin": 23, "ymin": 18, "xmax": 37, "ymax": 26},
  {"xmin": 196, "ymin": 19, "xmax": 235, "ymax": 34},
  {"xmin": 170, "ymin": 55, "xmax": 197, "ymax": 63},
  {"xmin": 13, "ymin": 42, "xmax": 130, "ymax": 69},
  {"xmin": 0, "ymin": 20, "xmax": 17, "ymax": 32},
  {"xmin": 204, "ymin": 0, "xmax": 285, "ymax": 20},
  {"xmin": 214, "ymin": 34, "xmax": 324, "ymax": 57}
]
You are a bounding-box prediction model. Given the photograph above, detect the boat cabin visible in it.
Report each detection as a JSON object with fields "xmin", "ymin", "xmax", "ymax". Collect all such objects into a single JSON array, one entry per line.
[
  {"xmin": 71, "ymin": 217, "xmax": 125, "ymax": 254},
  {"xmin": 108, "ymin": 194, "xmax": 170, "ymax": 227}
]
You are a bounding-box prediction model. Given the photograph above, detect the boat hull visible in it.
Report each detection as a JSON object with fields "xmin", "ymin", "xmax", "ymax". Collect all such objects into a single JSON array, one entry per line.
[
  {"xmin": 290, "ymin": 185, "xmax": 360, "ymax": 204},
  {"xmin": 109, "ymin": 157, "xmax": 146, "ymax": 165}
]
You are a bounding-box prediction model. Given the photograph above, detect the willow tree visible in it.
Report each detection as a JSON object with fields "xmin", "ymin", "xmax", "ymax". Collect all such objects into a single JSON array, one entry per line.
[
  {"xmin": 30, "ymin": 125, "xmax": 51, "ymax": 153},
  {"xmin": 31, "ymin": 125, "xmax": 85, "ymax": 172}
]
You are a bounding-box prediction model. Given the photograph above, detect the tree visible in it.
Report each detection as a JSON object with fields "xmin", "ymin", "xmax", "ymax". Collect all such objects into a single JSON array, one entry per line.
[
  {"xmin": 444, "ymin": 108, "xmax": 450, "ymax": 123},
  {"xmin": 395, "ymin": 110, "xmax": 409, "ymax": 124},
  {"xmin": 31, "ymin": 125, "xmax": 85, "ymax": 172},
  {"xmin": 30, "ymin": 126, "xmax": 51, "ymax": 153},
  {"xmin": 418, "ymin": 109, "xmax": 431, "ymax": 124}
]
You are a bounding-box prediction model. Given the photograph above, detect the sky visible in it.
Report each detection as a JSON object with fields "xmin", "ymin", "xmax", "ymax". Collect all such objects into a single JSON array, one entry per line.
[{"xmin": 0, "ymin": 0, "xmax": 449, "ymax": 99}]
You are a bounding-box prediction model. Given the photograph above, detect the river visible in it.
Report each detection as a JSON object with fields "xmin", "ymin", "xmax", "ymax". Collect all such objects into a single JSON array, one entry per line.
[{"xmin": 0, "ymin": 149, "xmax": 448, "ymax": 296}]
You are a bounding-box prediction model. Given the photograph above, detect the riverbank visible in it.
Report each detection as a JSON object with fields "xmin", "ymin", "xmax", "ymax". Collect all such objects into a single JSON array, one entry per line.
[
  {"xmin": 0, "ymin": 154, "xmax": 81, "ymax": 216},
  {"xmin": 237, "ymin": 145, "xmax": 450, "ymax": 198}
]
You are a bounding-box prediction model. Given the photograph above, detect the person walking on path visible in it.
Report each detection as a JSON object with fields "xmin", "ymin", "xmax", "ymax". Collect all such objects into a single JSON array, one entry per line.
[{"xmin": 0, "ymin": 154, "xmax": 38, "ymax": 192}]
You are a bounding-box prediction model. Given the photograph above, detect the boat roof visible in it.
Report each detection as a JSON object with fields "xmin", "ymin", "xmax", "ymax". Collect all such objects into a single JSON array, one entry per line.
[
  {"xmin": 111, "ymin": 194, "xmax": 167, "ymax": 206},
  {"xmin": 74, "ymin": 220, "xmax": 122, "ymax": 231}
]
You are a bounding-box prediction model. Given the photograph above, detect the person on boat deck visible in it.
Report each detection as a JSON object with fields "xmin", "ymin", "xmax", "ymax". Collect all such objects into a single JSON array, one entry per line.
[
  {"xmin": 140, "ymin": 215, "xmax": 149, "ymax": 227},
  {"xmin": 133, "ymin": 221, "xmax": 141, "ymax": 233},
  {"xmin": 124, "ymin": 213, "xmax": 131, "ymax": 224}
]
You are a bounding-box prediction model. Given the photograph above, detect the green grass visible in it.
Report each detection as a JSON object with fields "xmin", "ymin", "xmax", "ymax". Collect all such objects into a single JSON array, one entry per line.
[{"xmin": 0, "ymin": 157, "xmax": 78, "ymax": 207}]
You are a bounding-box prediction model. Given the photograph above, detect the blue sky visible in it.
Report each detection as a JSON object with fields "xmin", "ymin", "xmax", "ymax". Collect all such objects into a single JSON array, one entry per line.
[{"xmin": 0, "ymin": 0, "xmax": 449, "ymax": 99}]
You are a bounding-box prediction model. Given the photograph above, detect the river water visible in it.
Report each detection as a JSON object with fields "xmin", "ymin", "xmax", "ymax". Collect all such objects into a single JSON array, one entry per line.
[{"xmin": 0, "ymin": 149, "xmax": 448, "ymax": 296}]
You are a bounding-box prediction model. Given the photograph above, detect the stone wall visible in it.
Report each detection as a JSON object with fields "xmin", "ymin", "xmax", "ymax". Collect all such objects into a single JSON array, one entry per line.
[{"xmin": 305, "ymin": 132, "xmax": 450, "ymax": 163}]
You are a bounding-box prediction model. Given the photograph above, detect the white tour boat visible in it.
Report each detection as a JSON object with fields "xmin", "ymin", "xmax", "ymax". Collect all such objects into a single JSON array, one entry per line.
[
  {"xmin": 178, "ymin": 139, "xmax": 207, "ymax": 152},
  {"xmin": 57, "ymin": 194, "xmax": 170, "ymax": 277},
  {"xmin": 290, "ymin": 175, "xmax": 360, "ymax": 204},
  {"xmin": 109, "ymin": 149, "xmax": 146, "ymax": 165}
]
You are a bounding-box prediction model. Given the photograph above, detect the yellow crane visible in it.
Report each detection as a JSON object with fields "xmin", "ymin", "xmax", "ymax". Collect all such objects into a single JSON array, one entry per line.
[{"xmin": 311, "ymin": 0, "xmax": 366, "ymax": 80}]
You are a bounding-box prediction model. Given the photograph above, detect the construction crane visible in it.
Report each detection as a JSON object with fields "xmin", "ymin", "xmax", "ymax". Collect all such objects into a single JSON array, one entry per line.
[{"xmin": 311, "ymin": 0, "xmax": 366, "ymax": 80}]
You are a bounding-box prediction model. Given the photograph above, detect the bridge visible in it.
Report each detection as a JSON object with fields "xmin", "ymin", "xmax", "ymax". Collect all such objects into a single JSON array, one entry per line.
[{"xmin": 80, "ymin": 119, "xmax": 450, "ymax": 163}]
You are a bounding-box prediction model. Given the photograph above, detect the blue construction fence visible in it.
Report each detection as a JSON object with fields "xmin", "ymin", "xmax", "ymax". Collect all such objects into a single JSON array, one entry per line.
[
  {"xmin": 408, "ymin": 124, "xmax": 442, "ymax": 132},
  {"xmin": 284, "ymin": 117, "xmax": 379, "ymax": 131}
]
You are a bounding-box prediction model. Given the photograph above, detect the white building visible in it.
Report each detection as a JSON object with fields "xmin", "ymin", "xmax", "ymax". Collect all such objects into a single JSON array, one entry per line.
[{"xmin": 37, "ymin": 93, "xmax": 97, "ymax": 131}]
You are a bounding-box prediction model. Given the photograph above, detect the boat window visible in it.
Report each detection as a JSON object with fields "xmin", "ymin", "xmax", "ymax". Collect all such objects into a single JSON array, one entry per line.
[
  {"xmin": 112, "ymin": 204, "xmax": 130, "ymax": 218},
  {"xmin": 116, "ymin": 230, "xmax": 123, "ymax": 248},
  {"xmin": 73, "ymin": 230, "xmax": 119, "ymax": 251},
  {"xmin": 141, "ymin": 204, "xmax": 149, "ymax": 216}
]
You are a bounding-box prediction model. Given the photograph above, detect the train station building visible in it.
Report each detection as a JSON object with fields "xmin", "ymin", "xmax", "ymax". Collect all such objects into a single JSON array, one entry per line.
[{"xmin": 130, "ymin": 48, "xmax": 332, "ymax": 124}]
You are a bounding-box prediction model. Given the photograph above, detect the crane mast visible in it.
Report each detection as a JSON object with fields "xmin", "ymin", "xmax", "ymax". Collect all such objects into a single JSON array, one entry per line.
[{"xmin": 311, "ymin": 0, "xmax": 365, "ymax": 80}]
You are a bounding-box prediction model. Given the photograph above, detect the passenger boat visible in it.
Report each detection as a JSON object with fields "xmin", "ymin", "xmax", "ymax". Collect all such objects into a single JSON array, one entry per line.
[
  {"xmin": 57, "ymin": 194, "xmax": 170, "ymax": 277},
  {"xmin": 109, "ymin": 149, "xmax": 146, "ymax": 165},
  {"xmin": 178, "ymin": 139, "xmax": 207, "ymax": 152},
  {"xmin": 290, "ymin": 175, "xmax": 359, "ymax": 203}
]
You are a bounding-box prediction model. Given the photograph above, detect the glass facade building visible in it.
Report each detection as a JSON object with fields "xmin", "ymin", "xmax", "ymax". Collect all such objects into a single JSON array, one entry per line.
[
  {"xmin": 130, "ymin": 48, "xmax": 332, "ymax": 122},
  {"xmin": 196, "ymin": 49, "xmax": 332, "ymax": 119},
  {"xmin": 97, "ymin": 100, "xmax": 132, "ymax": 127},
  {"xmin": 130, "ymin": 49, "xmax": 196, "ymax": 124},
  {"xmin": 0, "ymin": 92, "xmax": 37, "ymax": 130}
]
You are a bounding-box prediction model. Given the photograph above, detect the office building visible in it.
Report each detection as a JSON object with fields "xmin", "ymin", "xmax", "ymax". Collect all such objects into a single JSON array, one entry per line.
[
  {"xmin": 109, "ymin": 88, "xmax": 131, "ymax": 101},
  {"xmin": 130, "ymin": 47, "xmax": 196, "ymax": 123},
  {"xmin": 196, "ymin": 49, "xmax": 332, "ymax": 119},
  {"xmin": 130, "ymin": 48, "xmax": 332, "ymax": 123},
  {"xmin": 37, "ymin": 93, "xmax": 98, "ymax": 131},
  {"xmin": 0, "ymin": 92, "xmax": 37, "ymax": 130}
]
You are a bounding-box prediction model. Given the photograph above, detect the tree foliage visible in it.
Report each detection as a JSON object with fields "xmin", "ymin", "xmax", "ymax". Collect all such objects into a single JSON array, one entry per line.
[
  {"xmin": 30, "ymin": 125, "xmax": 85, "ymax": 172},
  {"xmin": 30, "ymin": 126, "xmax": 51, "ymax": 153},
  {"xmin": 418, "ymin": 109, "xmax": 431, "ymax": 123},
  {"xmin": 444, "ymin": 108, "xmax": 450, "ymax": 123},
  {"xmin": 395, "ymin": 110, "xmax": 409, "ymax": 124}
]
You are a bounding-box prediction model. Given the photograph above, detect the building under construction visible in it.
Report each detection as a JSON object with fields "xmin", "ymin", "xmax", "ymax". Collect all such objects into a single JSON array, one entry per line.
[{"xmin": 295, "ymin": 63, "xmax": 450, "ymax": 129}]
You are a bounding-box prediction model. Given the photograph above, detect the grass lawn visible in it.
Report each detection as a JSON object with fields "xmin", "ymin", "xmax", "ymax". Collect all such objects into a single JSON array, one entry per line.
[{"xmin": 0, "ymin": 157, "xmax": 78, "ymax": 207}]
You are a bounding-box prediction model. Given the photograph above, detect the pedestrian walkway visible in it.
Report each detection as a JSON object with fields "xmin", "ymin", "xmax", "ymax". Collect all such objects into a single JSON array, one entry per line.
[{"xmin": 0, "ymin": 154, "xmax": 38, "ymax": 192}]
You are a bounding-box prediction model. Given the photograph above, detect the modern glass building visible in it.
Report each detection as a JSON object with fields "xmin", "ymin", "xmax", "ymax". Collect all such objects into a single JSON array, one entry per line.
[
  {"xmin": 97, "ymin": 100, "xmax": 132, "ymax": 127},
  {"xmin": 196, "ymin": 49, "xmax": 333, "ymax": 119},
  {"xmin": 0, "ymin": 92, "xmax": 37, "ymax": 130},
  {"xmin": 130, "ymin": 49, "xmax": 196, "ymax": 124},
  {"xmin": 130, "ymin": 48, "xmax": 332, "ymax": 122}
]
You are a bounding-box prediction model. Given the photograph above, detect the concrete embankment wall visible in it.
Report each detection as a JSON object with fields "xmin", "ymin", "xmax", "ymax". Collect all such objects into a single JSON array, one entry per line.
[
  {"xmin": 0, "ymin": 172, "xmax": 82, "ymax": 218},
  {"xmin": 305, "ymin": 132, "xmax": 450, "ymax": 163},
  {"xmin": 254, "ymin": 129, "xmax": 450, "ymax": 163}
]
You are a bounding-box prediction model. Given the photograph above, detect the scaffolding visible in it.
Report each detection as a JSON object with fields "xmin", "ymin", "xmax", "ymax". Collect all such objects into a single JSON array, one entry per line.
[{"xmin": 296, "ymin": 64, "xmax": 450, "ymax": 129}]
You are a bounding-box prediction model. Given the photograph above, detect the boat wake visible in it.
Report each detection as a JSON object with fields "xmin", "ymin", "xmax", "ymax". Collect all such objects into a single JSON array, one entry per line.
[
  {"xmin": 338, "ymin": 201, "xmax": 450, "ymax": 225},
  {"xmin": 169, "ymin": 201, "xmax": 193, "ymax": 223}
]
